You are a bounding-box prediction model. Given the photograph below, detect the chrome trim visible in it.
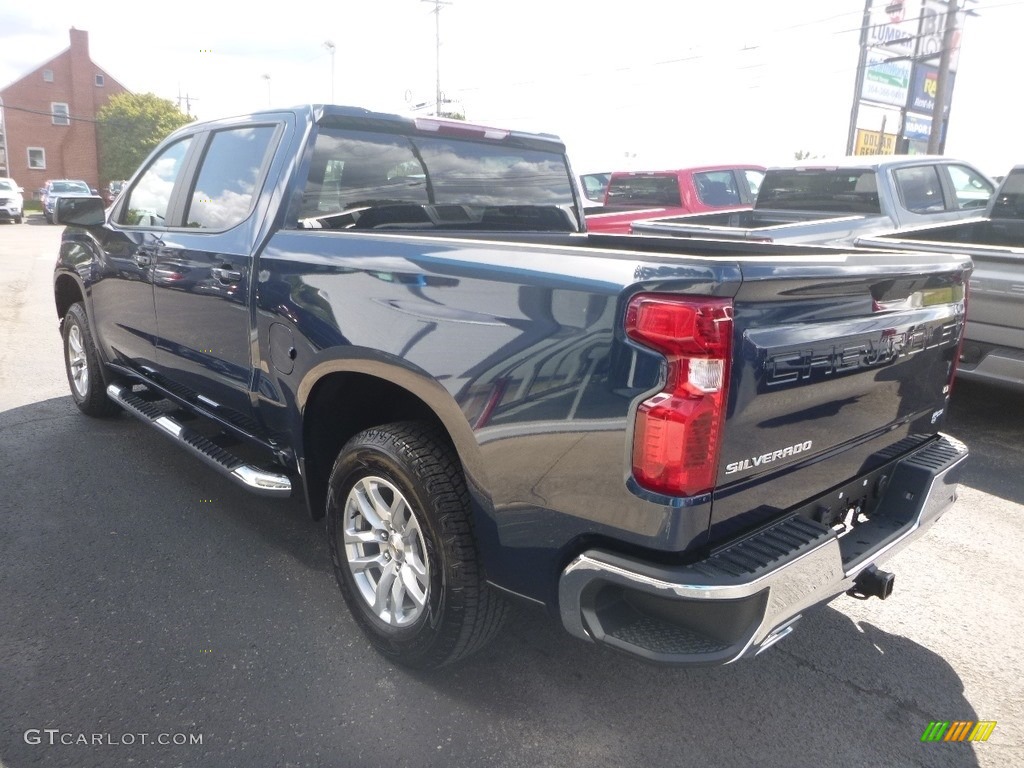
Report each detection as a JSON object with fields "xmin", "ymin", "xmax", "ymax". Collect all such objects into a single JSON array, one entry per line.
[
  {"xmin": 154, "ymin": 416, "xmax": 183, "ymax": 438},
  {"xmin": 107, "ymin": 383, "xmax": 292, "ymax": 499},
  {"xmin": 230, "ymin": 466, "xmax": 293, "ymax": 494},
  {"xmin": 559, "ymin": 433, "xmax": 967, "ymax": 663}
]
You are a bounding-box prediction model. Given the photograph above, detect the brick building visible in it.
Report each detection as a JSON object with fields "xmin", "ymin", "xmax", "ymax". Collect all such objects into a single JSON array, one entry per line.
[{"xmin": 0, "ymin": 28, "xmax": 129, "ymax": 195}]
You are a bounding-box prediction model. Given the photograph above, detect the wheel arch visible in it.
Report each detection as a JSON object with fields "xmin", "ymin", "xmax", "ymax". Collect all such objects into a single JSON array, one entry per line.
[
  {"xmin": 297, "ymin": 355, "xmax": 489, "ymax": 522},
  {"xmin": 54, "ymin": 271, "xmax": 86, "ymax": 323}
]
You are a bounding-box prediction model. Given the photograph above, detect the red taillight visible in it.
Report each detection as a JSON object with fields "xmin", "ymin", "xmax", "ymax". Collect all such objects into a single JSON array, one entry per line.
[{"xmin": 625, "ymin": 294, "xmax": 733, "ymax": 497}]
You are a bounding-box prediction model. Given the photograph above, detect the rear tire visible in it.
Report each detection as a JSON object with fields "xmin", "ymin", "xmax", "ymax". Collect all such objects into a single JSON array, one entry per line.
[
  {"xmin": 326, "ymin": 422, "xmax": 507, "ymax": 669},
  {"xmin": 62, "ymin": 303, "xmax": 120, "ymax": 417}
]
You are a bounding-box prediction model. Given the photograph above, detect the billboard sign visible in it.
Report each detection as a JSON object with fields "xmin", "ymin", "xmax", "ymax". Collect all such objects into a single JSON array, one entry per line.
[
  {"xmin": 917, "ymin": 0, "xmax": 963, "ymax": 70},
  {"xmin": 907, "ymin": 64, "xmax": 955, "ymax": 117},
  {"xmin": 855, "ymin": 129, "xmax": 897, "ymax": 155},
  {"xmin": 903, "ymin": 112, "xmax": 933, "ymax": 141},
  {"xmin": 867, "ymin": 1, "xmax": 918, "ymax": 57},
  {"xmin": 862, "ymin": 51, "xmax": 912, "ymax": 107}
]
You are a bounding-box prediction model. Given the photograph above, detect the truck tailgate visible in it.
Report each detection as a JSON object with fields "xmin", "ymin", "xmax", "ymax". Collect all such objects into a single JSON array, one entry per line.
[{"xmin": 709, "ymin": 251, "xmax": 970, "ymax": 541}]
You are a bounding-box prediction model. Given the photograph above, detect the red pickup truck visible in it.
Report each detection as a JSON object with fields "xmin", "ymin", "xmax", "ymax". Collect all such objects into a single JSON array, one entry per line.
[{"xmin": 585, "ymin": 164, "xmax": 765, "ymax": 234}]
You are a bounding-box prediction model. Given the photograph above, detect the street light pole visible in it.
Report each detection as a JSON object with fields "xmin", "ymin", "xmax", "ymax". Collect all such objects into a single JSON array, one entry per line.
[
  {"xmin": 422, "ymin": 0, "xmax": 452, "ymax": 116},
  {"xmin": 846, "ymin": 0, "xmax": 874, "ymax": 155},
  {"xmin": 324, "ymin": 41, "xmax": 336, "ymax": 103},
  {"xmin": 262, "ymin": 74, "xmax": 271, "ymax": 108}
]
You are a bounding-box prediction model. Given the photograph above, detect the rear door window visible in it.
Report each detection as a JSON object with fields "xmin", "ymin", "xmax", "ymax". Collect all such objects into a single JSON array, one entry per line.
[
  {"xmin": 184, "ymin": 125, "xmax": 277, "ymax": 230},
  {"xmin": 694, "ymin": 171, "xmax": 741, "ymax": 206},
  {"xmin": 894, "ymin": 166, "xmax": 947, "ymax": 214}
]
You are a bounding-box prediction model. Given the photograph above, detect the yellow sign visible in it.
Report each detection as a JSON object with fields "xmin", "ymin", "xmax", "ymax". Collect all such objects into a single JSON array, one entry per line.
[{"xmin": 854, "ymin": 129, "xmax": 897, "ymax": 155}]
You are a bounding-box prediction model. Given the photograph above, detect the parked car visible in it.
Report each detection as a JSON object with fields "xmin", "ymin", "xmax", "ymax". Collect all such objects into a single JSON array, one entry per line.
[
  {"xmin": 857, "ymin": 164, "xmax": 1024, "ymax": 392},
  {"xmin": 42, "ymin": 179, "xmax": 94, "ymax": 223},
  {"xmin": 0, "ymin": 178, "xmax": 24, "ymax": 224},
  {"xmin": 54, "ymin": 105, "xmax": 969, "ymax": 670},
  {"xmin": 104, "ymin": 180, "xmax": 127, "ymax": 206},
  {"xmin": 585, "ymin": 165, "xmax": 765, "ymax": 233},
  {"xmin": 631, "ymin": 156, "xmax": 996, "ymax": 244}
]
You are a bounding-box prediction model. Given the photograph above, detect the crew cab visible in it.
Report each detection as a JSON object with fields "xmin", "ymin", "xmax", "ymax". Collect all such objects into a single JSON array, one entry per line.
[
  {"xmin": 631, "ymin": 156, "xmax": 995, "ymax": 245},
  {"xmin": 857, "ymin": 165, "xmax": 1024, "ymax": 392},
  {"xmin": 584, "ymin": 165, "xmax": 765, "ymax": 233},
  {"xmin": 54, "ymin": 106, "xmax": 969, "ymax": 669}
]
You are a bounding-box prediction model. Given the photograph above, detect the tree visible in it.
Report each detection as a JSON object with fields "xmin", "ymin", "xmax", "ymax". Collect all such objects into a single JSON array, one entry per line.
[
  {"xmin": 794, "ymin": 149, "xmax": 814, "ymax": 160},
  {"xmin": 97, "ymin": 93, "xmax": 193, "ymax": 183}
]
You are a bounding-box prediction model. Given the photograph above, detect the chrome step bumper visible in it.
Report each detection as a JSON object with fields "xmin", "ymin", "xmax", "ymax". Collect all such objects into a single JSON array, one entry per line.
[
  {"xmin": 107, "ymin": 383, "xmax": 292, "ymax": 498},
  {"xmin": 558, "ymin": 433, "xmax": 968, "ymax": 665}
]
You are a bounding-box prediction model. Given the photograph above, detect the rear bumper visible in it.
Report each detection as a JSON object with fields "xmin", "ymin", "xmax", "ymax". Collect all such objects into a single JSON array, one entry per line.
[{"xmin": 558, "ymin": 433, "xmax": 968, "ymax": 664}]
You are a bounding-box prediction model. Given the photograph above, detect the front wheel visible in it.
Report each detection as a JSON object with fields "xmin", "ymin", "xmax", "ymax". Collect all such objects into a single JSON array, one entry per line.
[
  {"xmin": 62, "ymin": 303, "xmax": 120, "ymax": 417},
  {"xmin": 326, "ymin": 422, "xmax": 507, "ymax": 669}
]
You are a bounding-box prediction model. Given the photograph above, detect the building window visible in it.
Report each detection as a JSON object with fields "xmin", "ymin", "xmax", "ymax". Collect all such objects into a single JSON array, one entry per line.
[
  {"xmin": 28, "ymin": 148, "xmax": 46, "ymax": 169},
  {"xmin": 43, "ymin": 69, "xmax": 54, "ymax": 82},
  {"xmin": 95, "ymin": 74, "xmax": 104, "ymax": 87},
  {"xmin": 51, "ymin": 103, "xmax": 69, "ymax": 126}
]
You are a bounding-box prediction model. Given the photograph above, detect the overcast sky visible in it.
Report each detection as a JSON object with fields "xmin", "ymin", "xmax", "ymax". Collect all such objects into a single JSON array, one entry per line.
[{"xmin": 1, "ymin": 0, "xmax": 1020, "ymax": 176}]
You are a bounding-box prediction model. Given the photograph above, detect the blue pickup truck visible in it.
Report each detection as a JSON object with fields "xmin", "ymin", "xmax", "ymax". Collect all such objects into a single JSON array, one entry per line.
[{"xmin": 54, "ymin": 106, "xmax": 969, "ymax": 669}]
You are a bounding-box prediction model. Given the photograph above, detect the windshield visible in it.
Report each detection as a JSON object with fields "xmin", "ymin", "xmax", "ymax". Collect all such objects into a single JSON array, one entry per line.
[
  {"xmin": 300, "ymin": 127, "xmax": 578, "ymax": 232},
  {"xmin": 0, "ymin": 180, "xmax": 15, "ymax": 192},
  {"xmin": 756, "ymin": 169, "xmax": 881, "ymax": 213},
  {"xmin": 50, "ymin": 181, "xmax": 90, "ymax": 194}
]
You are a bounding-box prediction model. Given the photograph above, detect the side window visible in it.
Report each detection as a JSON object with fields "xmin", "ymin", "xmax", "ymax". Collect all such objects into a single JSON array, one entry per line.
[
  {"xmin": 744, "ymin": 169, "xmax": 764, "ymax": 198},
  {"xmin": 185, "ymin": 126, "xmax": 276, "ymax": 229},
  {"xmin": 120, "ymin": 137, "xmax": 193, "ymax": 227},
  {"xmin": 694, "ymin": 171, "xmax": 741, "ymax": 206},
  {"xmin": 946, "ymin": 164, "xmax": 995, "ymax": 211},
  {"xmin": 894, "ymin": 166, "xmax": 946, "ymax": 214}
]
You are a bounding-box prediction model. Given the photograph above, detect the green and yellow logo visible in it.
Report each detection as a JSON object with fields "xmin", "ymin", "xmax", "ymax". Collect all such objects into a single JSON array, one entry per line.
[{"xmin": 921, "ymin": 721, "xmax": 997, "ymax": 742}]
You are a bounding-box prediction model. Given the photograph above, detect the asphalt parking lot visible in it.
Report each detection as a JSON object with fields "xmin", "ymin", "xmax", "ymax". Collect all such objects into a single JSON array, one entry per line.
[{"xmin": 1, "ymin": 218, "xmax": 1022, "ymax": 768}]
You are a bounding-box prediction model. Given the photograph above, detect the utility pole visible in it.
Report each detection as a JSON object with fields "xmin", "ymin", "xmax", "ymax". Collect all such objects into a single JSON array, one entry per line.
[
  {"xmin": 176, "ymin": 87, "xmax": 199, "ymax": 118},
  {"xmin": 846, "ymin": 0, "xmax": 874, "ymax": 155},
  {"xmin": 422, "ymin": 0, "xmax": 452, "ymax": 116},
  {"xmin": 927, "ymin": 0, "xmax": 959, "ymax": 154},
  {"xmin": 324, "ymin": 41, "xmax": 336, "ymax": 103}
]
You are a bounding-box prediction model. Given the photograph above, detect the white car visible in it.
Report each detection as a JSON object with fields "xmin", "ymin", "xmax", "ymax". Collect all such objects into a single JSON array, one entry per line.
[{"xmin": 0, "ymin": 178, "xmax": 24, "ymax": 224}]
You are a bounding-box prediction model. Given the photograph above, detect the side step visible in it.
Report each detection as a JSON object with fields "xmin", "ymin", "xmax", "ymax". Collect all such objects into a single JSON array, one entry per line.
[{"xmin": 107, "ymin": 383, "xmax": 292, "ymax": 498}]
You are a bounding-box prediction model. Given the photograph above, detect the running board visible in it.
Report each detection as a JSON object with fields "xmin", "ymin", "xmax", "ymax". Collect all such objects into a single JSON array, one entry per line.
[{"xmin": 107, "ymin": 383, "xmax": 292, "ymax": 498}]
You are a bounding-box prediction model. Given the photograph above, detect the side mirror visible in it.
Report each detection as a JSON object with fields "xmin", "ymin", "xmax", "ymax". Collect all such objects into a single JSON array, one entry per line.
[{"xmin": 55, "ymin": 196, "xmax": 106, "ymax": 226}]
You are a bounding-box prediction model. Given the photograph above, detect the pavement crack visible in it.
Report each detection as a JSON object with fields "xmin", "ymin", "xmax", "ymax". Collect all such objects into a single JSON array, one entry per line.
[{"xmin": 774, "ymin": 644, "xmax": 937, "ymax": 720}]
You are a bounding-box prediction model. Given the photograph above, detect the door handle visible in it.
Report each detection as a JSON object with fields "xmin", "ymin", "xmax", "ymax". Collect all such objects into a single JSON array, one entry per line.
[
  {"xmin": 133, "ymin": 247, "xmax": 155, "ymax": 267},
  {"xmin": 211, "ymin": 266, "xmax": 243, "ymax": 284}
]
